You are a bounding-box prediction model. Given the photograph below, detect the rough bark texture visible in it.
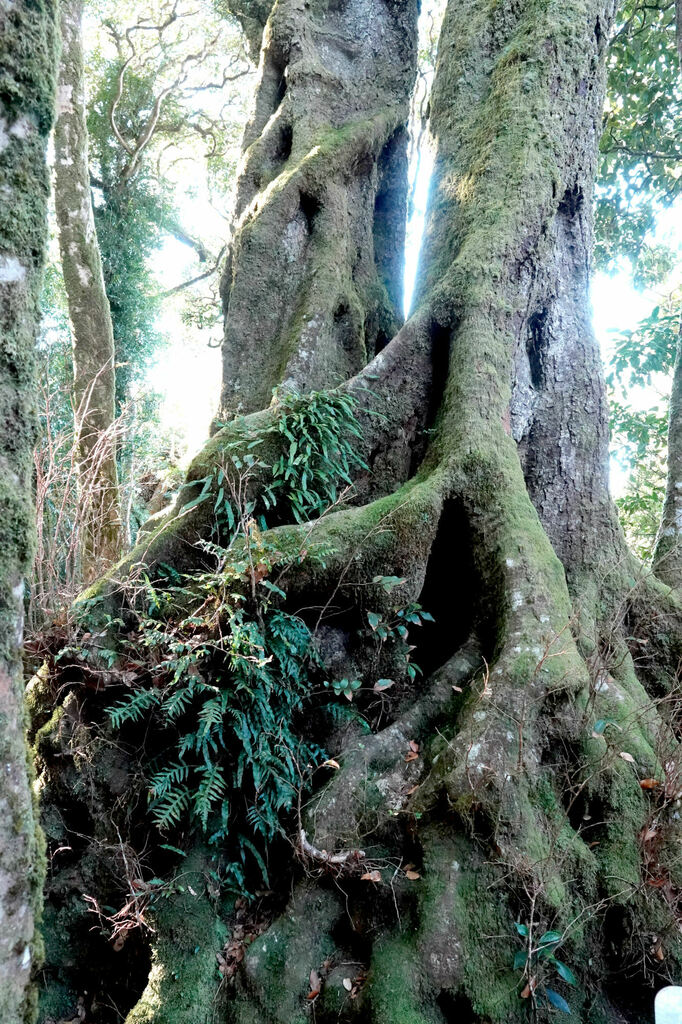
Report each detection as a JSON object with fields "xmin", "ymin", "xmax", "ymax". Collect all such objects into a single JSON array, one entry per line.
[
  {"xmin": 32, "ymin": 1, "xmax": 682, "ymax": 1023},
  {"xmin": 654, "ymin": 323, "xmax": 682, "ymax": 587},
  {"xmin": 217, "ymin": 0, "xmax": 417, "ymax": 419},
  {"xmin": 0, "ymin": 2, "xmax": 57, "ymax": 1021},
  {"xmin": 54, "ymin": 0, "xmax": 122, "ymax": 577}
]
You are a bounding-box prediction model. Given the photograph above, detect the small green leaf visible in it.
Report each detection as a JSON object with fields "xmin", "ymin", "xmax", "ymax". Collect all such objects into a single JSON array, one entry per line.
[
  {"xmin": 515, "ymin": 922, "xmax": 529, "ymax": 937},
  {"xmin": 367, "ymin": 611, "xmax": 382, "ymax": 631},
  {"xmin": 592, "ymin": 718, "xmax": 620, "ymax": 735},
  {"xmin": 159, "ymin": 844, "xmax": 186, "ymax": 857},
  {"xmin": 545, "ymin": 988, "xmax": 571, "ymax": 1014},
  {"xmin": 538, "ymin": 930, "xmax": 563, "ymax": 946},
  {"xmin": 513, "ymin": 950, "xmax": 528, "ymax": 971},
  {"xmin": 554, "ymin": 960, "xmax": 577, "ymax": 986}
]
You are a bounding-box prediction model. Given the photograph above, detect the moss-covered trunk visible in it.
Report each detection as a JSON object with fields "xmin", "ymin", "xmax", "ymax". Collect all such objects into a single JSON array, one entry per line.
[
  {"xmin": 654, "ymin": 323, "xmax": 682, "ymax": 586},
  {"xmin": 54, "ymin": 0, "xmax": 122, "ymax": 577},
  {"xmin": 33, "ymin": 1, "xmax": 682, "ymax": 1023},
  {"xmin": 0, "ymin": 2, "xmax": 57, "ymax": 1021},
  {"xmin": 217, "ymin": 0, "xmax": 418, "ymax": 419}
]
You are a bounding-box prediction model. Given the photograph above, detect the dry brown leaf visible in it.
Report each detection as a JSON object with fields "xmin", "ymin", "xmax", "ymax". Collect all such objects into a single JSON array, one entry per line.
[
  {"xmin": 619, "ymin": 751, "xmax": 635, "ymax": 764},
  {"xmin": 307, "ymin": 967, "xmax": 321, "ymax": 1000},
  {"xmin": 640, "ymin": 778, "xmax": 661, "ymax": 790},
  {"xmin": 405, "ymin": 751, "xmax": 419, "ymax": 763},
  {"xmin": 409, "ymin": 740, "xmax": 420, "ymax": 753},
  {"xmin": 452, "ymin": 685, "xmax": 463, "ymax": 693},
  {"xmin": 343, "ymin": 977, "xmax": 353, "ymax": 991},
  {"xmin": 405, "ymin": 869, "xmax": 421, "ymax": 880},
  {"xmin": 641, "ymin": 827, "xmax": 658, "ymax": 843},
  {"xmin": 322, "ymin": 758, "xmax": 340, "ymax": 770},
  {"xmin": 361, "ymin": 870, "xmax": 382, "ymax": 882},
  {"xmin": 406, "ymin": 784, "xmax": 419, "ymax": 795}
]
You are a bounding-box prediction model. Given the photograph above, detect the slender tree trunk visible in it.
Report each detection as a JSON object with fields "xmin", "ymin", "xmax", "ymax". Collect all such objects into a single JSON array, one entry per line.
[
  {"xmin": 0, "ymin": 2, "xmax": 57, "ymax": 1021},
  {"xmin": 33, "ymin": 1, "xmax": 682, "ymax": 1022},
  {"xmin": 54, "ymin": 0, "xmax": 122, "ymax": 578},
  {"xmin": 654, "ymin": 323, "xmax": 682, "ymax": 587}
]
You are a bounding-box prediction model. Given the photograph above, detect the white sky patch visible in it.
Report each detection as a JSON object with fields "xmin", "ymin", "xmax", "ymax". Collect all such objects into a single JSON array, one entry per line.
[
  {"xmin": 0, "ymin": 255, "xmax": 27, "ymax": 283},
  {"xmin": 151, "ymin": 238, "xmax": 221, "ymax": 459}
]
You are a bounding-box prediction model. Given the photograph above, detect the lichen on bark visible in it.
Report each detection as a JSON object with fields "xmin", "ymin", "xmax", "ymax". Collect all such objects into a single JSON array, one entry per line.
[
  {"xmin": 0, "ymin": 2, "xmax": 58, "ymax": 1021},
  {"xmin": 217, "ymin": 0, "xmax": 418, "ymax": 419}
]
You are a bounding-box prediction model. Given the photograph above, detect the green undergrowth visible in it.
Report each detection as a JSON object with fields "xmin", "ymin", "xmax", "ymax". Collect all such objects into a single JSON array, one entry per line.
[
  {"xmin": 105, "ymin": 546, "xmax": 324, "ymax": 893},
  {"xmin": 63, "ymin": 387, "xmax": 425, "ymax": 897},
  {"xmin": 193, "ymin": 385, "xmax": 368, "ymax": 538}
]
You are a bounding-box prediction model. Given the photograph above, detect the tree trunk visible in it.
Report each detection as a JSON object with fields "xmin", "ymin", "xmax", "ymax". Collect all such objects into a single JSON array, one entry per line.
[
  {"xmin": 54, "ymin": 0, "xmax": 122, "ymax": 578},
  {"xmin": 0, "ymin": 2, "xmax": 57, "ymax": 1021},
  {"xmin": 217, "ymin": 0, "xmax": 418, "ymax": 419},
  {"xmin": 33, "ymin": 1, "xmax": 682, "ymax": 1023},
  {"xmin": 654, "ymin": 323, "xmax": 682, "ymax": 587}
]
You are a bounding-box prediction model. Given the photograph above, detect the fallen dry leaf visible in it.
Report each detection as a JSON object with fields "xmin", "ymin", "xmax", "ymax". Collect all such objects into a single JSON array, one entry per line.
[
  {"xmin": 322, "ymin": 758, "xmax": 340, "ymax": 770},
  {"xmin": 361, "ymin": 870, "xmax": 382, "ymax": 882},
  {"xmin": 409, "ymin": 740, "xmax": 420, "ymax": 753},
  {"xmin": 619, "ymin": 751, "xmax": 635, "ymax": 764},
  {"xmin": 405, "ymin": 751, "xmax": 419, "ymax": 763},
  {"xmin": 640, "ymin": 778, "xmax": 661, "ymax": 790},
  {"xmin": 307, "ymin": 967, "xmax": 321, "ymax": 1000},
  {"xmin": 343, "ymin": 977, "xmax": 353, "ymax": 991},
  {"xmin": 520, "ymin": 976, "xmax": 537, "ymax": 999},
  {"xmin": 405, "ymin": 869, "xmax": 421, "ymax": 880}
]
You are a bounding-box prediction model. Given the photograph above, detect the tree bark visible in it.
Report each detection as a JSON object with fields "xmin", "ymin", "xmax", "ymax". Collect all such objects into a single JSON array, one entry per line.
[
  {"xmin": 654, "ymin": 323, "xmax": 682, "ymax": 587},
  {"xmin": 0, "ymin": 2, "xmax": 57, "ymax": 1021},
  {"xmin": 217, "ymin": 0, "xmax": 418, "ymax": 419},
  {"xmin": 54, "ymin": 0, "xmax": 122, "ymax": 578},
  {"xmin": 33, "ymin": 1, "xmax": 682, "ymax": 1023}
]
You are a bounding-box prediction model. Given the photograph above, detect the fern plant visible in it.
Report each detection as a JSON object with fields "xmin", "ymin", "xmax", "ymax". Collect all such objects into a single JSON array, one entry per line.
[
  {"xmin": 267, "ymin": 387, "xmax": 367, "ymax": 522},
  {"xmin": 106, "ymin": 534, "xmax": 325, "ymax": 894},
  {"xmin": 186, "ymin": 386, "xmax": 368, "ymax": 542},
  {"xmin": 102, "ymin": 387, "xmax": 377, "ymax": 893}
]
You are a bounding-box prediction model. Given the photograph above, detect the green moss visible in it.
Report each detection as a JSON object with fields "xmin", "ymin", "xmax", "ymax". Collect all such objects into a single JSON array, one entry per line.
[
  {"xmin": 126, "ymin": 858, "xmax": 229, "ymax": 1024},
  {"xmin": 419, "ymin": 831, "xmax": 520, "ymax": 1022},
  {"xmin": 32, "ymin": 706, "xmax": 64, "ymax": 767},
  {"xmin": 370, "ymin": 936, "xmax": 438, "ymax": 1024},
  {"xmin": 229, "ymin": 886, "xmax": 340, "ymax": 1024}
]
